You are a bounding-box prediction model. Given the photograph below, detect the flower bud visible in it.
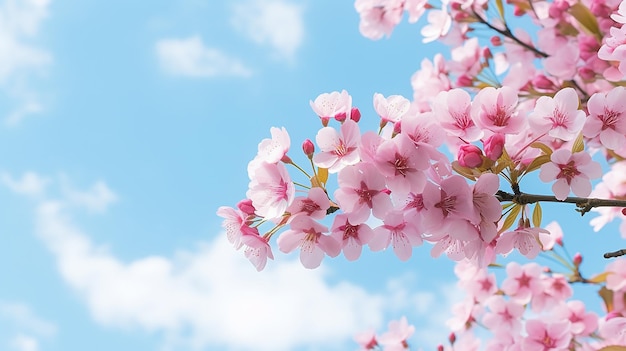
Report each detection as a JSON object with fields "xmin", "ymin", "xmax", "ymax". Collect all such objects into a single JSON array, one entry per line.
[
  {"xmin": 350, "ymin": 107, "xmax": 361, "ymax": 122},
  {"xmin": 321, "ymin": 116, "xmax": 330, "ymax": 127},
  {"xmin": 237, "ymin": 199, "xmax": 256, "ymax": 216},
  {"xmin": 457, "ymin": 144, "xmax": 484, "ymax": 168},
  {"xmin": 449, "ymin": 332, "xmax": 456, "ymax": 345},
  {"xmin": 573, "ymin": 252, "xmax": 583, "ymax": 267},
  {"xmin": 457, "ymin": 75, "xmax": 473, "ymax": 87},
  {"xmin": 437, "ymin": 345, "xmax": 444, "ymax": 351},
  {"xmin": 606, "ymin": 311, "xmax": 623, "ymax": 320},
  {"xmin": 490, "ymin": 36, "xmax": 502, "ymax": 46},
  {"xmin": 514, "ymin": 5, "xmax": 525, "ymax": 16},
  {"xmin": 302, "ymin": 139, "xmax": 315, "ymax": 159},
  {"xmin": 483, "ymin": 133, "xmax": 505, "ymax": 161},
  {"xmin": 532, "ymin": 75, "xmax": 556, "ymax": 90},
  {"xmin": 334, "ymin": 112, "xmax": 347, "ymax": 122},
  {"xmin": 393, "ymin": 121, "xmax": 402, "ymax": 135}
]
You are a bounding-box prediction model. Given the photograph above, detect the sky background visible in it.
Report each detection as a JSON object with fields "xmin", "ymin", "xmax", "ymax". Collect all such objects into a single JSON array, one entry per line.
[{"xmin": 0, "ymin": 1, "xmax": 624, "ymax": 351}]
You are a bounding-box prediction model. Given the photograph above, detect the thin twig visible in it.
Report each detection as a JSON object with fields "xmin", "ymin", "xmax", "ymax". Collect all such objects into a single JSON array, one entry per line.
[
  {"xmin": 495, "ymin": 190, "xmax": 626, "ymax": 215},
  {"xmin": 604, "ymin": 249, "xmax": 626, "ymax": 259}
]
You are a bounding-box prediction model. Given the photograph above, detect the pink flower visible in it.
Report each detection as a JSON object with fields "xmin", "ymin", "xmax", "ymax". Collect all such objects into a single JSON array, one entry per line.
[
  {"xmin": 373, "ymin": 93, "xmax": 411, "ymax": 123},
  {"xmin": 501, "ymin": 262, "xmax": 544, "ymax": 304},
  {"xmin": 422, "ymin": 175, "xmax": 479, "ymax": 237},
  {"xmin": 528, "ymin": 87, "xmax": 586, "ymax": 141},
  {"xmin": 457, "ymin": 144, "xmax": 483, "ymax": 168},
  {"xmin": 335, "ymin": 163, "xmax": 393, "ymax": 224},
  {"xmin": 483, "ymin": 133, "xmax": 505, "ymax": 161},
  {"xmin": 433, "ymin": 89, "xmax": 482, "ymax": 142},
  {"xmin": 606, "ymin": 258, "xmax": 626, "ymax": 292},
  {"xmin": 374, "ymin": 133, "xmax": 429, "ymax": 196},
  {"xmin": 277, "ymin": 215, "xmax": 340, "ymax": 269},
  {"xmin": 544, "ymin": 41, "xmax": 580, "ymax": 79},
  {"xmin": 400, "ymin": 111, "xmax": 446, "ymax": 148},
  {"xmin": 471, "ymin": 86, "xmax": 524, "ymax": 134},
  {"xmin": 496, "ymin": 226, "xmax": 551, "ymax": 259},
  {"xmin": 286, "ymin": 187, "xmax": 329, "ymax": 220},
  {"xmin": 310, "ymin": 90, "xmax": 352, "ymax": 121},
  {"xmin": 522, "ymin": 319, "xmax": 572, "ymax": 351},
  {"xmin": 369, "ymin": 209, "xmax": 423, "ymax": 261},
  {"xmin": 216, "ymin": 206, "xmax": 253, "ymax": 249},
  {"xmin": 482, "ymin": 295, "xmax": 525, "ymax": 334},
  {"xmin": 539, "ymin": 149, "xmax": 602, "ymax": 201},
  {"xmin": 583, "ymin": 86, "xmax": 626, "ymax": 150},
  {"xmin": 421, "ymin": 7, "xmax": 452, "ymax": 43},
  {"xmin": 404, "ymin": 0, "xmax": 428, "ymax": 23},
  {"xmin": 411, "ymin": 54, "xmax": 451, "ymax": 112},
  {"xmin": 242, "ymin": 232, "xmax": 274, "ymax": 271},
  {"xmin": 354, "ymin": 328, "xmax": 378, "ymax": 350},
  {"xmin": 378, "ymin": 316, "xmax": 415, "ymax": 351},
  {"xmin": 313, "ymin": 119, "xmax": 361, "ymax": 173},
  {"xmin": 247, "ymin": 162, "xmax": 295, "ymax": 220},
  {"xmin": 462, "ymin": 268, "xmax": 498, "ymax": 303},
  {"xmin": 355, "ymin": 0, "xmax": 404, "ymax": 40},
  {"xmin": 598, "ymin": 25, "xmax": 626, "ymax": 80},
  {"xmin": 553, "ymin": 300, "xmax": 598, "ymax": 336},
  {"xmin": 256, "ymin": 126, "xmax": 290, "ymax": 164},
  {"xmin": 330, "ymin": 213, "xmax": 375, "ymax": 261},
  {"xmin": 541, "ymin": 221, "xmax": 563, "ymax": 250}
]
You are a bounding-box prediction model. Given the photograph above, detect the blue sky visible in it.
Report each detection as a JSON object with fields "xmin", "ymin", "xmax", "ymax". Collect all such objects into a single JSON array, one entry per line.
[{"xmin": 0, "ymin": 1, "xmax": 624, "ymax": 351}]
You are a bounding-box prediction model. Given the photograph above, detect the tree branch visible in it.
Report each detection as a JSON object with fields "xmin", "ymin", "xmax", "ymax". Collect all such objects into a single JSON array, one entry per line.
[{"xmin": 495, "ymin": 190, "xmax": 626, "ymax": 215}]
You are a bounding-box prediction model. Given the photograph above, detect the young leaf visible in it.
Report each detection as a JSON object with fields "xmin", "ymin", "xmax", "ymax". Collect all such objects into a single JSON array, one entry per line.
[
  {"xmin": 529, "ymin": 142, "xmax": 553, "ymax": 156},
  {"xmin": 532, "ymin": 203, "xmax": 542, "ymax": 227},
  {"xmin": 524, "ymin": 154, "xmax": 551, "ymax": 174},
  {"xmin": 569, "ymin": 3, "xmax": 601, "ymax": 39},
  {"xmin": 499, "ymin": 204, "xmax": 521, "ymax": 234},
  {"xmin": 572, "ymin": 132, "xmax": 585, "ymax": 154},
  {"xmin": 317, "ymin": 167, "xmax": 328, "ymax": 185},
  {"xmin": 588, "ymin": 271, "xmax": 611, "ymax": 284}
]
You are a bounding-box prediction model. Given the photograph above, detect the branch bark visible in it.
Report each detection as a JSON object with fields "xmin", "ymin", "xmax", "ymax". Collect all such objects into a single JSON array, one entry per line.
[{"xmin": 495, "ymin": 190, "xmax": 626, "ymax": 215}]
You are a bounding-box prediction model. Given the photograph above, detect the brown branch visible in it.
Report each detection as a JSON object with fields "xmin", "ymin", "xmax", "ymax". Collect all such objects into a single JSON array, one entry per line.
[
  {"xmin": 495, "ymin": 190, "xmax": 626, "ymax": 215},
  {"xmin": 604, "ymin": 249, "xmax": 626, "ymax": 259}
]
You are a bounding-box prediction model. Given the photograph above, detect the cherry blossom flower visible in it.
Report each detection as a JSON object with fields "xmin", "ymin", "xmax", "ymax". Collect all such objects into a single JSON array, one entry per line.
[
  {"xmin": 330, "ymin": 213, "xmax": 374, "ymax": 261},
  {"xmin": 589, "ymin": 161, "xmax": 626, "ymax": 234},
  {"xmin": 411, "ymin": 54, "xmax": 451, "ymax": 112},
  {"xmin": 355, "ymin": 0, "xmax": 404, "ymax": 40},
  {"xmin": 369, "ymin": 209, "xmax": 423, "ymax": 261},
  {"xmin": 522, "ymin": 319, "xmax": 572, "ymax": 351},
  {"xmin": 553, "ymin": 300, "xmax": 598, "ymax": 336},
  {"xmin": 216, "ymin": 205, "xmax": 253, "ymax": 249},
  {"xmin": 256, "ymin": 126, "xmax": 290, "ymax": 164},
  {"xmin": 496, "ymin": 225, "xmax": 551, "ymax": 259},
  {"xmin": 421, "ymin": 7, "xmax": 452, "ymax": 43},
  {"xmin": 276, "ymin": 215, "xmax": 340, "ymax": 269},
  {"xmin": 471, "ymin": 86, "xmax": 524, "ymax": 134},
  {"xmin": 457, "ymin": 144, "xmax": 483, "ymax": 168},
  {"xmin": 541, "ymin": 221, "xmax": 563, "ymax": 250},
  {"xmin": 433, "ymin": 89, "xmax": 483, "ymax": 141},
  {"xmin": 247, "ymin": 161, "xmax": 295, "ymax": 220},
  {"xmin": 583, "ymin": 86, "xmax": 626, "ymax": 150},
  {"xmin": 501, "ymin": 262, "xmax": 544, "ymax": 304},
  {"xmin": 373, "ymin": 93, "xmax": 411, "ymax": 123},
  {"xmin": 528, "ymin": 87, "xmax": 586, "ymax": 141},
  {"xmin": 310, "ymin": 90, "xmax": 352, "ymax": 121},
  {"xmin": 483, "ymin": 133, "xmax": 505, "ymax": 161},
  {"xmin": 399, "ymin": 111, "xmax": 446, "ymax": 148},
  {"xmin": 354, "ymin": 328, "xmax": 378, "ymax": 350},
  {"xmin": 286, "ymin": 187, "xmax": 329, "ymax": 220},
  {"xmin": 482, "ymin": 295, "xmax": 524, "ymax": 334},
  {"xmin": 422, "ymin": 175, "xmax": 479, "ymax": 237},
  {"xmin": 374, "ymin": 133, "xmax": 429, "ymax": 196},
  {"xmin": 335, "ymin": 163, "xmax": 393, "ymax": 224},
  {"xmin": 598, "ymin": 25, "xmax": 626, "ymax": 80},
  {"xmin": 313, "ymin": 119, "xmax": 361, "ymax": 173},
  {"xmin": 539, "ymin": 149, "xmax": 602, "ymax": 201},
  {"xmin": 404, "ymin": 0, "xmax": 428, "ymax": 23},
  {"xmin": 462, "ymin": 268, "xmax": 498, "ymax": 303},
  {"xmin": 378, "ymin": 316, "xmax": 415, "ymax": 351},
  {"xmin": 242, "ymin": 232, "xmax": 274, "ymax": 271},
  {"xmin": 606, "ymin": 258, "xmax": 626, "ymax": 292}
]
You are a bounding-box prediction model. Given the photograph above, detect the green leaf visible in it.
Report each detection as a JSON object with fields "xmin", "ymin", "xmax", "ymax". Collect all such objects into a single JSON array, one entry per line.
[
  {"xmin": 499, "ymin": 204, "xmax": 521, "ymax": 234},
  {"xmin": 572, "ymin": 132, "xmax": 585, "ymax": 154},
  {"xmin": 532, "ymin": 203, "xmax": 542, "ymax": 227},
  {"xmin": 569, "ymin": 3, "xmax": 601, "ymax": 39},
  {"xmin": 451, "ymin": 161, "xmax": 477, "ymax": 181},
  {"xmin": 524, "ymin": 154, "xmax": 551, "ymax": 174},
  {"xmin": 529, "ymin": 142, "xmax": 553, "ymax": 156}
]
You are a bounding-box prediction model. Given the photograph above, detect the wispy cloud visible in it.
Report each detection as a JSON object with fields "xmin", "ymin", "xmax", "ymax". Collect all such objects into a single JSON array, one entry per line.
[
  {"xmin": 156, "ymin": 36, "xmax": 252, "ymax": 78},
  {"xmin": 231, "ymin": 0, "xmax": 304, "ymax": 61},
  {"xmin": 0, "ymin": 301, "xmax": 57, "ymax": 351},
  {"xmin": 0, "ymin": 171, "xmax": 50, "ymax": 198},
  {"xmin": 0, "ymin": 0, "xmax": 53, "ymax": 126}
]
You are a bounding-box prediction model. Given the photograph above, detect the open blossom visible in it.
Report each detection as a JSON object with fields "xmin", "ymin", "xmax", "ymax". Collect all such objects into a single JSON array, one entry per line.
[
  {"xmin": 421, "ymin": 7, "xmax": 452, "ymax": 43},
  {"xmin": 378, "ymin": 316, "xmax": 415, "ymax": 351},
  {"xmin": 496, "ymin": 225, "xmax": 551, "ymax": 259},
  {"xmin": 583, "ymin": 86, "xmax": 626, "ymax": 150},
  {"xmin": 335, "ymin": 163, "xmax": 393, "ymax": 224},
  {"xmin": 422, "ymin": 175, "xmax": 479, "ymax": 237},
  {"xmin": 246, "ymin": 161, "xmax": 295, "ymax": 220},
  {"xmin": 355, "ymin": 0, "xmax": 404, "ymax": 40},
  {"xmin": 522, "ymin": 319, "xmax": 572, "ymax": 351},
  {"xmin": 598, "ymin": 25, "xmax": 626, "ymax": 80},
  {"xmin": 256, "ymin": 126, "xmax": 290, "ymax": 164},
  {"xmin": 330, "ymin": 213, "xmax": 374, "ymax": 261},
  {"xmin": 374, "ymin": 133, "xmax": 429, "ymax": 196},
  {"xmin": 216, "ymin": 206, "xmax": 254, "ymax": 249},
  {"xmin": 471, "ymin": 86, "xmax": 524, "ymax": 134},
  {"xmin": 501, "ymin": 262, "xmax": 544, "ymax": 304},
  {"xmin": 482, "ymin": 295, "xmax": 525, "ymax": 333},
  {"xmin": 286, "ymin": 187, "xmax": 329, "ymax": 220},
  {"xmin": 373, "ymin": 93, "xmax": 411, "ymax": 123},
  {"xmin": 433, "ymin": 89, "xmax": 482, "ymax": 141},
  {"xmin": 369, "ymin": 209, "xmax": 423, "ymax": 261},
  {"xmin": 539, "ymin": 149, "xmax": 602, "ymax": 201},
  {"xmin": 528, "ymin": 87, "xmax": 585, "ymax": 141},
  {"xmin": 310, "ymin": 90, "xmax": 352, "ymax": 121},
  {"xmin": 411, "ymin": 54, "xmax": 451, "ymax": 112},
  {"xmin": 277, "ymin": 215, "xmax": 340, "ymax": 269},
  {"xmin": 313, "ymin": 119, "xmax": 361, "ymax": 173},
  {"xmin": 242, "ymin": 232, "xmax": 274, "ymax": 271}
]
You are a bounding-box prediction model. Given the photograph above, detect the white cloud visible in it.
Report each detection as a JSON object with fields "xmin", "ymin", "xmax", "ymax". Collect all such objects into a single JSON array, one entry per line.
[
  {"xmin": 59, "ymin": 176, "xmax": 117, "ymax": 213},
  {"xmin": 0, "ymin": 0, "xmax": 53, "ymax": 125},
  {"xmin": 9, "ymin": 334, "xmax": 39, "ymax": 351},
  {"xmin": 0, "ymin": 301, "xmax": 57, "ymax": 351},
  {"xmin": 231, "ymin": 0, "xmax": 304, "ymax": 61},
  {"xmin": 0, "ymin": 171, "xmax": 50, "ymax": 198},
  {"xmin": 156, "ymin": 36, "xmax": 252, "ymax": 78}
]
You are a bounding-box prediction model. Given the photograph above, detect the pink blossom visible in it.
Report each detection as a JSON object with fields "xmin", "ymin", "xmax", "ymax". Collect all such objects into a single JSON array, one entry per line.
[
  {"xmin": 286, "ymin": 187, "xmax": 329, "ymax": 220},
  {"xmin": 373, "ymin": 93, "xmax": 411, "ymax": 123},
  {"xmin": 471, "ymin": 173, "xmax": 501, "ymax": 240},
  {"xmin": 369, "ymin": 209, "xmax": 423, "ymax": 261},
  {"xmin": 598, "ymin": 316, "xmax": 626, "ymax": 346},
  {"xmin": 400, "ymin": 111, "xmax": 446, "ymax": 148},
  {"xmin": 404, "ymin": 0, "xmax": 428, "ymax": 23},
  {"xmin": 496, "ymin": 226, "xmax": 551, "ymax": 259},
  {"xmin": 276, "ymin": 215, "xmax": 340, "ymax": 269},
  {"xmin": 433, "ymin": 89, "xmax": 483, "ymax": 141},
  {"xmin": 242, "ymin": 232, "xmax": 274, "ymax": 271},
  {"xmin": 462, "ymin": 268, "xmax": 498, "ymax": 302},
  {"xmin": 544, "ymin": 41, "xmax": 580, "ymax": 79},
  {"xmin": 449, "ymin": 37, "xmax": 482, "ymax": 78},
  {"xmin": 501, "ymin": 262, "xmax": 544, "ymax": 304},
  {"xmin": 256, "ymin": 126, "xmax": 290, "ymax": 164},
  {"xmin": 598, "ymin": 25, "xmax": 626, "ymax": 80},
  {"xmin": 553, "ymin": 300, "xmax": 598, "ymax": 336},
  {"xmin": 355, "ymin": 0, "xmax": 404, "ymax": 40},
  {"xmin": 482, "ymin": 295, "xmax": 525, "ymax": 333},
  {"xmin": 374, "ymin": 133, "xmax": 429, "ymax": 196},
  {"xmin": 583, "ymin": 86, "xmax": 626, "ymax": 150},
  {"xmin": 422, "ymin": 175, "xmax": 479, "ymax": 237},
  {"xmin": 421, "ymin": 7, "xmax": 452, "ymax": 43},
  {"xmin": 522, "ymin": 319, "xmax": 572, "ymax": 351},
  {"xmin": 247, "ymin": 161, "xmax": 295, "ymax": 220},
  {"xmin": 528, "ymin": 87, "xmax": 586, "ymax": 141},
  {"xmin": 216, "ymin": 206, "xmax": 253, "ymax": 249},
  {"xmin": 539, "ymin": 149, "xmax": 602, "ymax": 201},
  {"xmin": 330, "ymin": 213, "xmax": 374, "ymax": 261},
  {"xmin": 606, "ymin": 258, "xmax": 626, "ymax": 291},
  {"xmin": 483, "ymin": 133, "xmax": 505, "ymax": 161},
  {"xmin": 310, "ymin": 90, "xmax": 352, "ymax": 121},
  {"xmin": 541, "ymin": 221, "xmax": 563, "ymax": 250},
  {"xmin": 411, "ymin": 54, "xmax": 451, "ymax": 112},
  {"xmin": 471, "ymin": 86, "xmax": 524, "ymax": 134},
  {"xmin": 313, "ymin": 119, "xmax": 361, "ymax": 173},
  {"xmin": 335, "ymin": 163, "xmax": 393, "ymax": 224},
  {"xmin": 354, "ymin": 328, "xmax": 378, "ymax": 350},
  {"xmin": 457, "ymin": 144, "xmax": 483, "ymax": 168},
  {"xmin": 531, "ymin": 274, "xmax": 573, "ymax": 313},
  {"xmin": 378, "ymin": 316, "xmax": 415, "ymax": 350}
]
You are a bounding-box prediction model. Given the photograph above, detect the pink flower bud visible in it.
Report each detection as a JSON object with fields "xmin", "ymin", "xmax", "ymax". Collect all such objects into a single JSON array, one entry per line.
[
  {"xmin": 573, "ymin": 252, "xmax": 583, "ymax": 266},
  {"xmin": 457, "ymin": 144, "xmax": 483, "ymax": 168},
  {"xmin": 334, "ymin": 112, "xmax": 347, "ymax": 122},
  {"xmin": 237, "ymin": 199, "xmax": 256, "ymax": 216},
  {"xmin": 532, "ymin": 75, "xmax": 556, "ymax": 90},
  {"xmin": 578, "ymin": 67, "xmax": 595, "ymax": 80},
  {"xmin": 490, "ymin": 36, "xmax": 502, "ymax": 46},
  {"xmin": 457, "ymin": 75, "xmax": 473, "ymax": 87},
  {"xmin": 350, "ymin": 107, "xmax": 361, "ymax": 122},
  {"xmin": 449, "ymin": 332, "xmax": 456, "ymax": 344},
  {"xmin": 437, "ymin": 345, "xmax": 444, "ymax": 351},
  {"xmin": 622, "ymin": 208, "xmax": 626, "ymax": 216},
  {"xmin": 514, "ymin": 5, "xmax": 525, "ymax": 16},
  {"xmin": 302, "ymin": 139, "xmax": 315, "ymax": 158},
  {"xmin": 321, "ymin": 116, "xmax": 330, "ymax": 127},
  {"xmin": 393, "ymin": 121, "xmax": 402, "ymax": 135},
  {"xmin": 483, "ymin": 133, "xmax": 505, "ymax": 161},
  {"xmin": 482, "ymin": 47, "xmax": 492, "ymax": 59}
]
